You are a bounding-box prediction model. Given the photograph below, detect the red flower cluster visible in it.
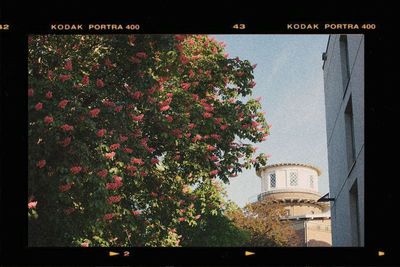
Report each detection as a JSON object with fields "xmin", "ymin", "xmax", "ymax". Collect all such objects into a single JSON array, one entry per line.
[
  {"xmin": 35, "ymin": 102, "xmax": 43, "ymax": 111},
  {"xmin": 81, "ymin": 75, "xmax": 89, "ymax": 85},
  {"xmin": 59, "ymin": 75, "xmax": 71, "ymax": 82},
  {"xmin": 44, "ymin": 116, "xmax": 53, "ymax": 123},
  {"xmin": 59, "ymin": 137, "xmax": 71, "ymax": 147},
  {"xmin": 151, "ymin": 158, "xmax": 159, "ymax": 164},
  {"xmin": 97, "ymin": 169, "xmax": 107, "ymax": 178},
  {"xmin": 110, "ymin": 143, "xmax": 120, "ymax": 150},
  {"xmin": 65, "ymin": 60, "xmax": 72, "ymax": 71},
  {"xmin": 28, "ymin": 201, "xmax": 37, "ymax": 209},
  {"xmin": 131, "ymin": 158, "xmax": 144, "ymax": 165},
  {"xmin": 131, "ymin": 114, "xmax": 144, "ymax": 121},
  {"xmin": 206, "ymin": 145, "xmax": 216, "ymax": 151},
  {"xmin": 97, "ymin": 79, "xmax": 104, "ymax": 87},
  {"xmin": 70, "ymin": 166, "xmax": 82, "ymax": 174},
  {"xmin": 58, "ymin": 100, "xmax": 68, "ymax": 108},
  {"xmin": 97, "ymin": 129, "xmax": 107, "ymax": 137},
  {"xmin": 89, "ymin": 108, "xmax": 100, "ymax": 117},
  {"xmin": 61, "ymin": 124, "xmax": 73, "ymax": 131},
  {"xmin": 106, "ymin": 152, "xmax": 115, "ymax": 159},
  {"xmin": 45, "ymin": 91, "xmax": 53, "ymax": 99},
  {"xmin": 59, "ymin": 183, "xmax": 72, "ymax": 192},
  {"xmin": 103, "ymin": 213, "xmax": 115, "ymax": 220},
  {"xmin": 114, "ymin": 105, "xmax": 123, "ymax": 112},
  {"xmin": 209, "ymin": 169, "xmax": 219, "ymax": 175},
  {"xmin": 106, "ymin": 195, "xmax": 122, "ymax": 204},
  {"xmin": 124, "ymin": 148, "xmax": 133, "ymax": 154},
  {"xmin": 36, "ymin": 160, "xmax": 46, "ymax": 168},
  {"xmin": 28, "ymin": 88, "xmax": 34, "ymax": 97}
]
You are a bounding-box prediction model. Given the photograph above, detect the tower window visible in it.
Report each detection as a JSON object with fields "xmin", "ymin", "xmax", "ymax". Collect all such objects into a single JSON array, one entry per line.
[
  {"xmin": 270, "ymin": 173, "xmax": 276, "ymax": 188},
  {"xmin": 289, "ymin": 172, "xmax": 298, "ymax": 186},
  {"xmin": 310, "ymin": 175, "xmax": 314, "ymax": 188}
]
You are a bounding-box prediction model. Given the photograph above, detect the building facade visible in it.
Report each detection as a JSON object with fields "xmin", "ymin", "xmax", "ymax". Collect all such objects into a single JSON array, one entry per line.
[
  {"xmin": 322, "ymin": 34, "xmax": 364, "ymax": 246},
  {"xmin": 256, "ymin": 163, "xmax": 332, "ymax": 247}
]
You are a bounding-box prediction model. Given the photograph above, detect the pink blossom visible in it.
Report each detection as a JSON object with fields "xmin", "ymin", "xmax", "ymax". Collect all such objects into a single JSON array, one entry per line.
[
  {"xmin": 28, "ymin": 88, "xmax": 34, "ymax": 97},
  {"xmin": 178, "ymin": 217, "xmax": 186, "ymax": 222},
  {"xmin": 59, "ymin": 74, "xmax": 71, "ymax": 82},
  {"xmin": 96, "ymin": 79, "xmax": 104, "ymax": 87},
  {"xmin": 64, "ymin": 60, "xmax": 72, "ymax": 71},
  {"xmin": 206, "ymin": 145, "xmax": 216, "ymax": 151},
  {"xmin": 202, "ymin": 112, "xmax": 213, "ymax": 118},
  {"xmin": 106, "ymin": 152, "xmax": 115, "ymax": 159},
  {"xmin": 195, "ymin": 215, "xmax": 201, "ymax": 220},
  {"xmin": 58, "ymin": 99, "xmax": 68, "ymax": 109},
  {"xmin": 136, "ymin": 52, "xmax": 147, "ymax": 58},
  {"xmin": 114, "ymin": 105, "xmax": 123, "ymax": 112},
  {"xmin": 28, "ymin": 201, "xmax": 37, "ymax": 209},
  {"xmin": 132, "ymin": 114, "xmax": 144, "ymax": 121},
  {"xmin": 59, "ymin": 184, "xmax": 71, "ymax": 192},
  {"xmin": 36, "ymin": 160, "xmax": 46, "ymax": 168},
  {"xmin": 132, "ymin": 210, "xmax": 141, "ymax": 215},
  {"xmin": 151, "ymin": 192, "xmax": 158, "ymax": 197},
  {"xmin": 61, "ymin": 124, "xmax": 73, "ymax": 131},
  {"xmin": 173, "ymin": 155, "xmax": 180, "ymax": 160},
  {"xmin": 124, "ymin": 148, "xmax": 133, "ymax": 154},
  {"xmin": 214, "ymin": 118, "xmax": 223, "ymax": 124},
  {"xmin": 35, "ymin": 102, "xmax": 42, "ymax": 111},
  {"xmin": 81, "ymin": 243, "xmax": 89, "ymax": 247},
  {"xmin": 209, "ymin": 169, "xmax": 219, "ymax": 175},
  {"xmin": 129, "ymin": 56, "xmax": 141, "ymax": 64},
  {"xmin": 103, "ymin": 213, "xmax": 115, "ymax": 220},
  {"xmin": 97, "ymin": 129, "xmax": 107, "ymax": 137},
  {"xmin": 159, "ymin": 105, "xmax": 170, "ymax": 111},
  {"xmin": 110, "ymin": 143, "xmax": 120, "ymax": 150},
  {"xmin": 44, "ymin": 116, "xmax": 53, "ymax": 123},
  {"xmin": 120, "ymin": 136, "xmax": 128, "ymax": 142},
  {"xmin": 230, "ymin": 174, "xmax": 238, "ymax": 177},
  {"xmin": 191, "ymin": 135, "xmax": 202, "ymax": 142},
  {"xmin": 45, "ymin": 91, "xmax": 53, "ymax": 99},
  {"xmin": 70, "ymin": 166, "xmax": 82, "ymax": 174},
  {"xmin": 181, "ymin": 83, "xmax": 191, "ymax": 91},
  {"xmin": 107, "ymin": 196, "xmax": 122, "ymax": 204},
  {"xmin": 81, "ymin": 75, "xmax": 89, "ymax": 85},
  {"xmin": 103, "ymin": 101, "xmax": 115, "ymax": 107},
  {"xmin": 151, "ymin": 158, "xmax": 160, "ymax": 164},
  {"xmin": 97, "ymin": 169, "xmax": 107, "ymax": 178},
  {"xmin": 220, "ymin": 124, "xmax": 228, "ymax": 130},
  {"xmin": 89, "ymin": 108, "xmax": 100, "ymax": 117},
  {"xmin": 131, "ymin": 158, "xmax": 144, "ymax": 165}
]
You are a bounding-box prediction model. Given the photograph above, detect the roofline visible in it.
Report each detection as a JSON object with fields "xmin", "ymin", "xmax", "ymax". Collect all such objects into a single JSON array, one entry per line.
[{"xmin": 256, "ymin": 163, "xmax": 322, "ymax": 177}]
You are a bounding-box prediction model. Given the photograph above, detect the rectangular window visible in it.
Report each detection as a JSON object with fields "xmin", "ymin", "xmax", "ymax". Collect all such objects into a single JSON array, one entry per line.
[
  {"xmin": 289, "ymin": 172, "xmax": 298, "ymax": 186},
  {"xmin": 285, "ymin": 209, "xmax": 290, "ymax": 216},
  {"xmin": 309, "ymin": 175, "xmax": 314, "ymax": 188},
  {"xmin": 270, "ymin": 173, "xmax": 276, "ymax": 188},
  {"xmin": 349, "ymin": 180, "xmax": 360, "ymax": 246},
  {"xmin": 339, "ymin": 35, "xmax": 351, "ymax": 96},
  {"xmin": 345, "ymin": 96, "xmax": 356, "ymax": 171}
]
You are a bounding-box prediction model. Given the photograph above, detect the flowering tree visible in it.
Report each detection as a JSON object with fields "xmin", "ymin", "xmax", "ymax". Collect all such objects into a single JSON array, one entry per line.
[{"xmin": 28, "ymin": 34, "xmax": 270, "ymax": 247}]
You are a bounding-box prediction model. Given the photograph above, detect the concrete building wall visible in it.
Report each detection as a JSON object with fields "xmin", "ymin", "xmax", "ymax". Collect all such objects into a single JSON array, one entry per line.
[{"xmin": 322, "ymin": 34, "xmax": 364, "ymax": 246}]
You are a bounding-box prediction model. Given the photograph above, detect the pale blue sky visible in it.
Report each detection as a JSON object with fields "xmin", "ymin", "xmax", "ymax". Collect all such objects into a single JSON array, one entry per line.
[{"xmin": 213, "ymin": 34, "xmax": 330, "ymax": 207}]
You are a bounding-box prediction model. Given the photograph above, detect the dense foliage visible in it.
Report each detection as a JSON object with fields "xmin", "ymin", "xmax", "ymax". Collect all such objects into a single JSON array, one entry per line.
[
  {"xmin": 227, "ymin": 201, "xmax": 300, "ymax": 247},
  {"xmin": 28, "ymin": 34, "xmax": 270, "ymax": 247}
]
